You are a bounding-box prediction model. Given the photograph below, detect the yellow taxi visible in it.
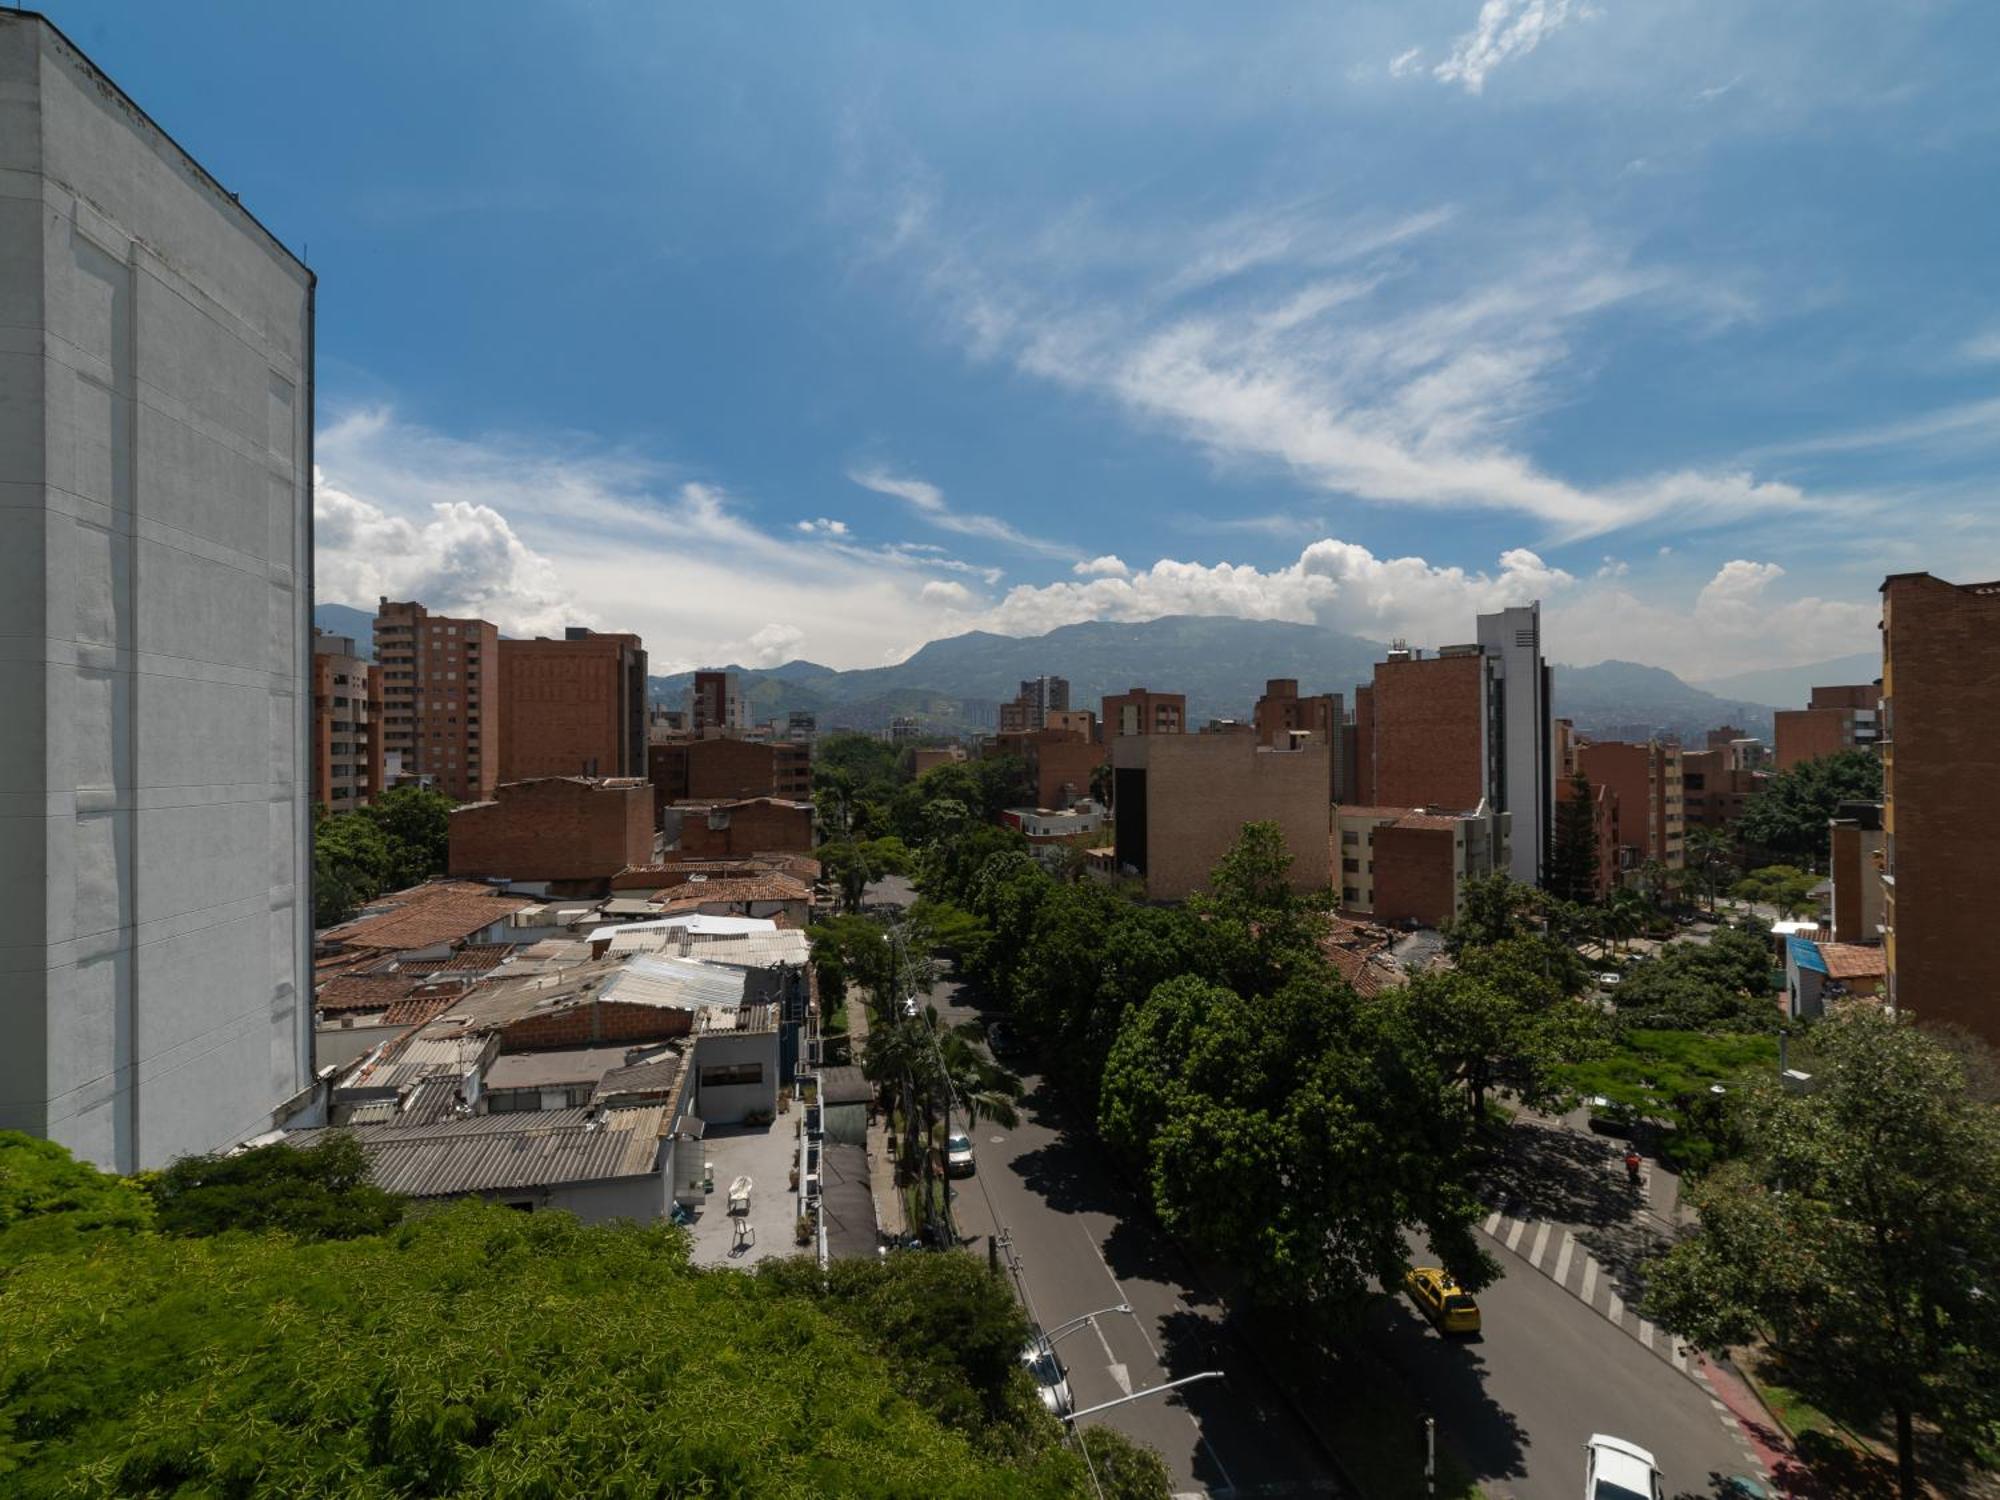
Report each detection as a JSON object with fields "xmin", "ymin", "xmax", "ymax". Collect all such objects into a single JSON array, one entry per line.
[{"xmin": 1403, "ymin": 1266, "xmax": 1482, "ymax": 1335}]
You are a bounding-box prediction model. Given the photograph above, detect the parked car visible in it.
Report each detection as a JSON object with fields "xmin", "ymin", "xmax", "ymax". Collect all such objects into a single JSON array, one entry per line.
[
  {"xmin": 1402, "ymin": 1266, "xmax": 1481, "ymax": 1335},
  {"xmin": 1597, "ymin": 972, "xmax": 1623, "ymax": 989},
  {"xmin": 1021, "ymin": 1338, "xmax": 1072, "ymax": 1417},
  {"xmin": 945, "ymin": 1130, "xmax": 975, "ymax": 1177},
  {"xmin": 1584, "ymin": 1434, "xmax": 1662, "ymax": 1500},
  {"xmin": 1585, "ymin": 1095, "xmax": 1640, "ymax": 1135}
]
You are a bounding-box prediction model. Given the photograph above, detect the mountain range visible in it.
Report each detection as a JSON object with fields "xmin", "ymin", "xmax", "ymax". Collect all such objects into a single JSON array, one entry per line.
[{"xmin": 1691, "ymin": 650, "xmax": 1880, "ymax": 711}]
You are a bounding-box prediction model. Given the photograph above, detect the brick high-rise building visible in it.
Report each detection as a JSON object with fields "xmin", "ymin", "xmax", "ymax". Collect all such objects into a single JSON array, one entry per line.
[
  {"xmin": 648, "ymin": 737, "xmax": 811, "ymax": 823},
  {"xmin": 374, "ymin": 600, "xmax": 500, "ymax": 803},
  {"xmin": 1774, "ymin": 682, "xmax": 1881, "ymax": 770},
  {"xmin": 1879, "ymin": 572, "xmax": 2000, "ymax": 1042},
  {"xmin": 688, "ymin": 670, "xmax": 746, "ymax": 736},
  {"xmin": 999, "ymin": 674, "xmax": 1072, "ymax": 734},
  {"xmin": 1368, "ymin": 645, "xmax": 1486, "ymax": 811},
  {"xmin": 312, "ymin": 633, "xmax": 384, "ymax": 811},
  {"xmin": 1103, "ymin": 687, "xmax": 1186, "ymax": 738},
  {"xmin": 1576, "ymin": 739, "xmax": 1684, "ymax": 871},
  {"xmin": 497, "ymin": 627, "xmax": 647, "ymax": 782},
  {"xmin": 1112, "ymin": 733, "xmax": 1331, "ymax": 901},
  {"xmin": 0, "ymin": 12, "xmax": 314, "ymax": 1169},
  {"xmin": 1254, "ymin": 679, "xmax": 1343, "ymax": 802},
  {"xmin": 1678, "ymin": 747, "xmax": 1763, "ymax": 832},
  {"xmin": 1827, "ymin": 801, "xmax": 1884, "ymax": 946}
]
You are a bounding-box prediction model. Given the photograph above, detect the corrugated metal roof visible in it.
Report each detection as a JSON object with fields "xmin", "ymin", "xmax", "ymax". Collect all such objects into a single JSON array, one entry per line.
[
  {"xmin": 485, "ymin": 1044, "xmax": 677, "ymax": 1092},
  {"xmin": 601, "ymin": 953, "xmax": 748, "ymax": 1012},
  {"xmin": 289, "ymin": 1105, "xmax": 671, "ymax": 1198}
]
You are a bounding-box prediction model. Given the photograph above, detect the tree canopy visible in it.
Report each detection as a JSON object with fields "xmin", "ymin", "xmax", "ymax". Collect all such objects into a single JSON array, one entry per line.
[
  {"xmin": 1608, "ymin": 924, "xmax": 1780, "ymax": 1033},
  {"xmin": 1736, "ymin": 749, "xmax": 1881, "ymax": 867},
  {"xmin": 0, "ymin": 1133, "xmax": 1163, "ymax": 1499},
  {"xmin": 1642, "ymin": 1008, "xmax": 2000, "ymax": 1499},
  {"xmin": 145, "ymin": 1133, "xmax": 405, "ymax": 1241},
  {"xmin": 313, "ymin": 784, "xmax": 458, "ymax": 926}
]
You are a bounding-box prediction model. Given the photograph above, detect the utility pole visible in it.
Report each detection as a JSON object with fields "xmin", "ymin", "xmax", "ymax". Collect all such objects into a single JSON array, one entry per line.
[{"xmin": 1423, "ymin": 1413, "xmax": 1436, "ymax": 1499}]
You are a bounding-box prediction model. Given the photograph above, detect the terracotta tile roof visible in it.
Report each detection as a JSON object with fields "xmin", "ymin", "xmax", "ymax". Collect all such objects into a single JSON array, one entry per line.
[
  {"xmin": 1324, "ymin": 943, "xmax": 1407, "ymax": 998},
  {"xmin": 398, "ymin": 944, "xmax": 519, "ymax": 976},
  {"xmin": 320, "ymin": 882, "xmax": 535, "ymax": 954},
  {"xmin": 317, "ymin": 973, "xmax": 421, "ymax": 1014},
  {"xmin": 380, "ymin": 988, "xmax": 474, "ymax": 1028},
  {"xmin": 654, "ymin": 874, "xmax": 812, "ymax": 911},
  {"xmin": 1819, "ymin": 943, "xmax": 1887, "ymax": 980}
]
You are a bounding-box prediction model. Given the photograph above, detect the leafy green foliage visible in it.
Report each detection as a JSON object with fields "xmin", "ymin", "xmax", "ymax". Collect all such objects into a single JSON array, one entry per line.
[
  {"xmin": 1730, "ymin": 864, "xmax": 1822, "ymax": 918},
  {"xmin": 1557, "ymin": 1028, "xmax": 1776, "ymax": 1168},
  {"xmin": 1546, "ymin": 771, "xmax": 1602, "ymax": 905},
  {"xmin": 147, "ymin": 1134, "xmax": 405, "ymax": 1241},
  {"xmin": 1736, "ymin": 749, "xmax": 1882, "ymax": 867},
  {"xmin": 0, "ymin": 1131, "xmax": 152, "ymax": 1240},
  {"xmin": 0, "ymin": 1137, "xmax": 1150, "ymax": 1498},
  {"xmin": 1385, "ymin": 963, "xmax": 1606, "ymax": 1119},
  {"xmin": 313, "ymin": 785, "xmax": 458, "ymax": 926},
  {"xmin": 1099, "ymin": 970, "xmax": 1493, "ymax": 1318},
  {"xmin": 1642, "ymin": 1008, "xmax": 2000, "ymax": 1498},
  {"xmin": 1609, "ymin": 925, "xmax": 1780, "ymax": 1033},
  {"xmin": 820, "ymin": 835, "xmax": 912, "ymax": 914}
]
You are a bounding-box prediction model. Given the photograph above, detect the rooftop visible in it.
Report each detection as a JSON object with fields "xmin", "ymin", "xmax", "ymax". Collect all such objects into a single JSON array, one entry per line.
[
  {"xmin": 683, "ymin": 1118, "xmax": 803, "ymax": 1268},
  {"xmin": 320, "ymin": 881, "xmax": 536, "ymax": 953},
  {"xmin": 1819, "ymin": 942, "xmax": 1888, "ymax": 981},
  {"xmin": 654, "ymin": 874, "xmax": 812, "ymax": 911},
  {"xmin": 289, "ymin": 1104, "xmax": 672, "ymax": 1199},
  {"xmin": 484, "ymin": 1043, "xmax": 681, "ymax": 1094}
]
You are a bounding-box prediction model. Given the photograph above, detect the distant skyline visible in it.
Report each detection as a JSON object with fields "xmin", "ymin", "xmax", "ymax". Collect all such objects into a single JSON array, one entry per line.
[{"xmin": 57, "ymin": 1, "xmax": 2000, "ymax": 675}]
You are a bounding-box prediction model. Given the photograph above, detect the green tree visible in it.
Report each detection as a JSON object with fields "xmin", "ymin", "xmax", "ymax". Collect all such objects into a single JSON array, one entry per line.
[
  {"xmin": 820, "ymin": 835, "xmax": 911, "ymax": 914},
  {"xmin": 1731, "ymin": 864, "xmax": 1821, "ymax": 919},
  {"xmin": 0, "ymin": 1131, "xmax": 152, "ymax": 1241},
  {"xmin": 313, "ymin": 808, "xmax": 395, "ymax": 925},
  {"xmin": 1443, "ymin": 874, "xmax": 1546, "ymax": 955},
  {"xmin": 1610, "ymin": 925, "xmax": 1779, "ymax": 1033},
  {"xmin": 359, "ymin": 784, "xmax": 455, "ymax": 889},
  {"xmin": 1737, "ymin": 749, "xmax": 1882, "ymax": 867},
  {"xmin": 1684, "ymin": 823, "xmax": 1737, "ymax": 915},
  {"xmin": 807, "ymin": 912, "xmax": 898, "ymax": 1013},
  {"xmin": 1392, "ymin": 961, "xmax": 1605, "ymax": 1120},
  {"xmin": 1643, "ymin": 1008, "xmax": 2000, "ymax": 1499},
  {"xmin": 1546, "ymin": 771, "xmax": 1602, "ymax": 906},
  {"xmin": 147, "ymin": 1134, "xmax": 405, "ymax": 1241}
]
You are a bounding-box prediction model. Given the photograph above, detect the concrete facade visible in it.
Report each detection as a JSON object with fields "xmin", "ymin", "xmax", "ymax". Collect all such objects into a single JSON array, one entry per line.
[
  {"xmin": 1476, "ymin": 604, "xmax": 1554, "ymax": 887},
  {"xmin": 1879, "ymin": 573, "xmax": 2000, "ymax": 1042},
  {"xmin": 0, "ymin": 14, "xmax": 314, "ymax": 1170},
  {"xmin": 1102, "ymin": 686, "xmax": 1186, "ymax": 738},
  {"xmin": 373, "ymin": 599, "xmax": 499, "ymax": 803},
  {"xmin": 496, "ymin": 628, "xmax": 647, "ymax": 782},
  {"xmin": 448, "ymin": 777, "xmax": 655, "ymax": 883},
  {"xmin": 1254, "ymin": 678, "xmax": 1343, "ymax": 803},
  {"xmin": 312, "ymin": 632, "xmax": 382, "ymax": 810},
  {"xmin": 1111, "ymin": 733, "xmax": 1331, "ymax": 902}
]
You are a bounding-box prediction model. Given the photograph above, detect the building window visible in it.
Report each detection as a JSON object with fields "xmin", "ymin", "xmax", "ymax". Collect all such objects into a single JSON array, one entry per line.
[
  {"xmin": 700, "ymin": 1062, "xmax": 764, "ymax": 1088},
  {"xmin": 1342, "ymin": 857, "xmax": 1360, "ymax": 873},
  {"xmin": 1342, "ymin": 886, "xmax": 1360, "ymax": 903}
]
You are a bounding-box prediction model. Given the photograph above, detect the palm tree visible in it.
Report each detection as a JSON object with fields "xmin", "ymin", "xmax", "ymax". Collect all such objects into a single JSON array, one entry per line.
[
  {"xmin": 1088, "ymin": 760, "xmax": 1114, "ymax": 810},
  {"xmin": 1684, "ymin": 825, "xmax": 1736, "ymax": 916},
  {"xmin": 1604, "ymin": 887, "xmax": 1646, "ymax": 958},
  {"xmin": 937, "ymin": 1031, "xmax": 1021, "ymax": 1133}
]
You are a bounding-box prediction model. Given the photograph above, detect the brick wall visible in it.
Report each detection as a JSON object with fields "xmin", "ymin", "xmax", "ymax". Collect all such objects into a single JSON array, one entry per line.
[
  {"xmin": 449, "ymin": 778, "xmax": 655, "ymax": 881},
  {"xmin": 1371, "ymin": 823, "xmax": 1457, "ymax": 927},
  {"xmin": 498, "ymin": 1000, "xmax": 693, "ymax": 1052},
  {"xmin": 675, "ymin": 798, "xmax": 815, "ymax": 857},
  {"xmin": 1031, "ymin": 735, "xmax": 1106, "ymax": 807},
  {"xmin": 1773, "ymin": 708, "xmax": 1850, "ymax": 770},
  {"xmin": 497, "ymin": 633, "xmax": 645, "ymax": 781},
  {"xmin": 1372, "ymin": 654, "xmax": 1483, "ymax": 811},
  {"xmin": 1352, "ymin": 686, "xmax": 1375, "ymax": 805}
]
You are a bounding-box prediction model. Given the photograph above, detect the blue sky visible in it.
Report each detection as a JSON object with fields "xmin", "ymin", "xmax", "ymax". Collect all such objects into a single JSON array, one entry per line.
[{"xmin": 54, "ymin": 0, "xmax": 2000, "ymax": 676}]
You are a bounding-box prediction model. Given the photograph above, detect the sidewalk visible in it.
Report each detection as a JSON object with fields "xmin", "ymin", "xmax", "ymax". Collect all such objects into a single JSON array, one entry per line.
[{"xmin": 846, "ymin": 990, "xmax": 905, "ymax": 1242}]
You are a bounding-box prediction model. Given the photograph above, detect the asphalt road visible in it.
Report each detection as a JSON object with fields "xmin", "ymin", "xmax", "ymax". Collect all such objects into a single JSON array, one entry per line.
[
  {"xmin": 1377, "ymin": 1238, "xmax": 1758, "ymax": 1500},
  {"xmin": 923, "ymin": 969, "xmax": 1343, "ymax": 1500}
]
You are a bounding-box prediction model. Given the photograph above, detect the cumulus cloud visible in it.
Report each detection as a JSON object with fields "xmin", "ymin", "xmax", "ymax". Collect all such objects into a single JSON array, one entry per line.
[
  {"xmin": 1433, "ymin": 0, "xmax": 1590, "ymax": 95},
  {"xmin": 1072, "ymin": 555, "xmax": 1130, "ymax": 578},
  {"xmin": 796, "ymin": 517, "xmax": 849, "ymax": 536},
  {"xmin": 849, "ymin": 467, "xmax": 1075, "ymax": 557},
  {"xmin": 313, "ymin": 473, "xmax": 587, "ymax": 638},
  {"xmin": 920, "ymin": 579, "xmax": 976, "ymax": 607},
  {"xmin": 726, "ymin": 623, "xmax": 808, "ymax": 669}
]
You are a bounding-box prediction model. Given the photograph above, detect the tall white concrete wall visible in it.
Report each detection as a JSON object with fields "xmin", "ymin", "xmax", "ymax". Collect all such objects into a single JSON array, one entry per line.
[
  {"xmin": 0, "ymin": 16, "xmax": 313, "ymax": 1170},
  {"xmin": 1477, "ymin": 603, "xmax": 1552, "ymax": 888}
]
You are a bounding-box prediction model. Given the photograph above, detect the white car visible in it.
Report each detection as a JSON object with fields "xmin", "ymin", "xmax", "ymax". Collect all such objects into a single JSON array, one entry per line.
[
  {"xmin": 945, "ymin": 1130, "xmax": 975, "ymax": 1177},
  {"xmin": 1597, "ymin": 972, "xmax": 1623, "ymax": 988},
  {"xmin": 1584, "ymin": 1434, "xmax": 1662, "ymax": 1500},
  {"xmin": 1021, "ymin": 1338, "xmax": 1073, "ymax": 1417}
]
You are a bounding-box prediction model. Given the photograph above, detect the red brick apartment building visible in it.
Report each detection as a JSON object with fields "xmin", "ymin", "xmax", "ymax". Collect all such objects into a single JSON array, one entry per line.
[
  {"xmin": 1575, "ymin": 739, "xmax": 1684, "ymax": 870},
  {"xmin": 1555, "ymin": 773, "xmax": 1620, "ymax": 899},
  {"xmin": 374, "ymin": 599, "xmax": 501, "ymax": 803},
  {"xmin": 1678, "ymin": 748, "xmax": 1764, "ymax": 832},
  {"xmin": 448, "ymin": 777, "xmax": 655, "ymax": 884},
  {"xmin": 497, "ymin": 628, "xmax": 647, "ymax": 782},
  {"xmin": 988, "ymin": 725, "xmax": 1107, "ymax": 808},
  {"xmin": 672, "ymin": 797, "xmax": 815, "ymax": 858},
  {"xmin": 648, "ymin": 736, "xmax": 812, "ymax": 820},
  {"xmin": 1880, "ymin": 573, "xmax": 2000, "ymax": 1044},
  {"xmin": 1254, "ymin": 679, "xmax": 1343, "ymax": 801},
  {"xmin": 1102, "ymin": 687, "xmax": 1187, "ymax": 737},
  {"xmin": 312, "ymin": 632, "xmax": 383, "ymax": 810},
  {"xmin": 1368, "ymin": 647, "xmax": 1486, "ymax": 811},
  {"xmin": 1774, "ymin": 682, "xmax": 1881, "ymax": 770}
]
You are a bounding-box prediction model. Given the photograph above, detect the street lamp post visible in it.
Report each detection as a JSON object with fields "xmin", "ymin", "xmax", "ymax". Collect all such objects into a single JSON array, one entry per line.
[{"xmin": 1062, "ymin": 1370, "xmax": 1223, "ymax": 1423}]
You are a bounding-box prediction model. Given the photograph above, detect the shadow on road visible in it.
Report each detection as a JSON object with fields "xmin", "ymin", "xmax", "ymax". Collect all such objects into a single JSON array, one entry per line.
[
  {"xmin": 1359, "ymin": 1298, "xmax": 1531, "ymax": 1488},
  {"xmin": 1484, "ymin": 1115, "xmax": 1673, "ymax": 1301}
]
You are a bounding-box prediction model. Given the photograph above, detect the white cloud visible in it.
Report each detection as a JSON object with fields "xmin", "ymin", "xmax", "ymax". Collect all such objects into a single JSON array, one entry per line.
[
  {"xmin": 313, "ymin": 473, "xmax": 587, "ymax": 639},
  {"xmin": 1433, "ymin": 0, "xmax": 1590, "ymax": 96},
  {"xmin": 315, "ymin": 407, "xmax": 999, "ymax": 674},
  {"xmin": 1072, "ymin": 554, "xmax": 1130, "ymax": 578},
  {"xmin": 1964, "ymin": 329, "xmax": 2000, "ymax": 364},
  {"xmin": 1389, "ymin": 47, "xmax": 1425, "ymax": 78},
  {"xmin": 796, "ymin": 517, "xmax": 849, "ymax": 536},
  {"xmin": 1596, "ymin": 556, "xmax": 1629, "ymax": 578},
  {"xmin": 849, "ymin": 467, "xmax": 1075, "ymax": 557},
  {"xmin": 920, "ymin": 579, "xmax": 976, "ymax": 607}
]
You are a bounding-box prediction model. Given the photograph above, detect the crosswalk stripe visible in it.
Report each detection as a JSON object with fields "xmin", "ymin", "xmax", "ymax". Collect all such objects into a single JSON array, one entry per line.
[
  {"xmin": 1551, "ymin": 1230, "xmax": 1575, "ymax": 1286},
  {"xmin": 1638, "ymin": 1318, "xmax": 1654, "ymax": 1349},
  {"xmin": 1505, "ymin": 1216, "xmax": 1528, "ymax": 1252},
  {"xmin": 1483, "ymin": 1209, "xmax": 1502, "ymax": 1235},
  {"xmin": 1580, "ymin": 1256, "xmax": 1599, "ymax": 1304},
  {"xmin": 1528, "ymin": 1221, "xmax": 1553, "ymax": 1268},
  {"xmin": 1671, "ymin": 1341, "xmax": 1687, "ymax": 1372},
  {"xmin": 1606, "ymin": 1289, "xmax": 1624, "ymax": 1326}
]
